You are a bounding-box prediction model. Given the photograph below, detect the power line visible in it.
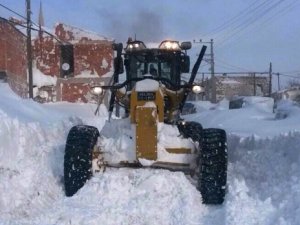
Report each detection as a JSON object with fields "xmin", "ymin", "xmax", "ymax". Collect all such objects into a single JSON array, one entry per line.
[
  {"xmin": 214, "ymin": 57, "xmax": 252, "ymax": 72},
  {"xmin": 0, "ymin": 3, "xmax": 27, "ymax": 20},
  {"xmin": 253, "ymin": 0, "xmax": 299, "ymax": 29},
  {"xmin": 216, "ymin": 0, "xmax": 285, "ymax": 47},
  {"xmin": 5, "ymin": 18, "xmax": 65, "ymax": 44},
  {"xmin": 277, "ymin": 73, "xmax": 300, "ymax": 79},
  {"xmin": 206, "ymin": 0, "xmax": 271, "ymax": 38},
  {"xmin": 217, "ymin": 0, "xmax": 299, "ymax": 49},
  {"xmin": 216, "ymin": 0, "xmax": 286, "ymax": 47},
  {"xmin": 207, "ymin": 0, "xmax": 274, "ymax": 40},
  {"xmin": 280, "ymin": 70, "xmax": 300, "ymax": 75},
  {"xmin": 0, "ymin": 3, "xmax": 68, "ymax": 44}
]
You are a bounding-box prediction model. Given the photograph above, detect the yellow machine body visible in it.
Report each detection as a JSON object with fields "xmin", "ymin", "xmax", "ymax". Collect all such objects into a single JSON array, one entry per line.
[{"xmin": 129, "ymin": 82, "xmax": 191, "ymax": 162}]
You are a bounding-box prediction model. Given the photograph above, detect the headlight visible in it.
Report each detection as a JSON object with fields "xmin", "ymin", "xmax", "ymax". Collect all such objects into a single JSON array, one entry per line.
[
  {"xmin": 159, "ymin": 40, "xmax": 180, "ymax": 50},
  {"xmin": 91, "ymin": 86, "xmax": 103, "ymax": 95},
  {"xmin": 125, "ymin": 41, "xmax": 147, "ymax": 51},
  {"xmin": 192, "ymin": 85, "xmax": 204, "ymax": 94}
]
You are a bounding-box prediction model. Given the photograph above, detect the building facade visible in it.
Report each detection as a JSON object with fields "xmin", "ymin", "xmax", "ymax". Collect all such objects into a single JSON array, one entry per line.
[
  {"xmin": 0, "ymin": 18, "xmax": 28, "ymax": 98},
  {"xmin": 0, "ymin": 18, "xmax": 114, "ymax": 103}
]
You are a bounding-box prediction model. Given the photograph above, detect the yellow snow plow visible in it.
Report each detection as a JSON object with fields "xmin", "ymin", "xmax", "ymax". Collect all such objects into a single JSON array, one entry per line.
[{"xmin": 64, "ymin": 39, "xmax": 227, "ymax": 204}]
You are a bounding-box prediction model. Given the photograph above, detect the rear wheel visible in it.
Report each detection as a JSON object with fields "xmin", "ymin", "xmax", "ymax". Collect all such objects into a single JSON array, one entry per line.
[
  {"xmin": 198, "ymin": 128, "xmax": 227, "ymax": 204},
  {"xmin": 64, "ymin": 125, "xmax": 99, "ymax": 197}
]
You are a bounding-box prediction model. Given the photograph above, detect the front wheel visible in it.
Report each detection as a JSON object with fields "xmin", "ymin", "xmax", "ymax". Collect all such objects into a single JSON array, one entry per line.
[
  {"xmin": 198, "ymin": 128, "xmax": 228, "ymax": 204},
  {"xmin": 64, "ymin": 125, "xmax": 99, "ymax": 197}
]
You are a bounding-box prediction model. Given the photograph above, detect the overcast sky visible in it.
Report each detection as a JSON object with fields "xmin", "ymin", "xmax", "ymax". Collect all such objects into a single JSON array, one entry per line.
[{"xmin": 1, "ymin": 0, "xmax": 300, "ymax": 87}]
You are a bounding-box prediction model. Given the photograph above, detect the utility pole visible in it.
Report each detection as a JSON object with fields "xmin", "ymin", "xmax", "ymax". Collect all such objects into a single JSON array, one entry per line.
[
  {"xmin": 26, "ymin": 0, "xmax": 33, "ymax": 98},
  {"xmin": 268, "ymin": 62, "xmax": 272, "ymax": 97},
  {"xmin": 201, "ymin": 72, "xmax": 205, "ymax": 100},
  {"xmin": 210, "ymin": 39, "xmax": 216, "ymax": 103},
  {"xmin": 277, "ymin": 73, "xmax": 280, "ymax": 91},
  {"xmin": 253, "ymin": 72, "xmax": 256, "ymax": 96},
  {"xmin": 193, "ymin": 39, "xmax": 216, "ymax": 103}
]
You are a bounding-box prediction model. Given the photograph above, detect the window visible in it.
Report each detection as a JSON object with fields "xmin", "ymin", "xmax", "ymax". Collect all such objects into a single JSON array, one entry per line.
[{"xmin": 60, "ymin": 44, "xmax": 74, "ymax": 78}]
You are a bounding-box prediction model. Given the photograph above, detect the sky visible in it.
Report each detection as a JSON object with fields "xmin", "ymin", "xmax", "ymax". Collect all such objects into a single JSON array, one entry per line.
[{"xmin": 0, "ymin": 0, "xmax": 300, "ymax": 89}]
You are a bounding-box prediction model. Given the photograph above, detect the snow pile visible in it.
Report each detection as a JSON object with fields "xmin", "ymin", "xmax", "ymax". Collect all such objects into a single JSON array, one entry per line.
[
  {"xmin": 32, "ymin": 66, "xmax": 57, "ymax": 88},
  {"xmin": 226, "ymin": 132, "xmax": 300, "ymax": 224},
  {"xmin": 135, "ymin": 79, "xmax": 160, "ymax": 91},
  {"xmin": 185, "ymin": 97, "xmax": 300, "ymax": 137},
  {"xmin": 99, "ymin": 119, "xmax": 195, "ymax": 165},
  {"xmin": 0, "ymin": 112, "xmax": 69, "ymax": 220},
  {"xmin": 157, "ymin": 123, "xmax": 196, "ymax": 164},
  {"xmin": 242, "ymin": 96, "xmax": 274, "ymax": 113},
  {"xmin": 31, "ymin": 169, "xmax": 207, "ymax": 225},
  {"xmin": 275, "ymin": 99, "xmax": 300, "ymax": 120},
  {"xmin": 1, "ymin": 82, "xmax": 300, "ymax": 224},
  {"xmin": 99, "ymin": 119, "xmax": 136, "ymax": 164}
]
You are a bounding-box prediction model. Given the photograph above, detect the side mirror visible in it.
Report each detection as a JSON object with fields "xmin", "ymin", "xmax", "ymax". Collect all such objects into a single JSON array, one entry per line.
[
  {"xmin": 181, "ymin": 55, "xmax": 190, "ymax": 73},
  {"xmin": 180, "ymin": 42, "xmax": 192, "ymax": 50},
  {"xmin": 114, "ymin": 57, "xmax": 124, "ymax": 74},
  {"xmin": 112, "ymin": 43, "xmax": 123, "ymax": 51}
]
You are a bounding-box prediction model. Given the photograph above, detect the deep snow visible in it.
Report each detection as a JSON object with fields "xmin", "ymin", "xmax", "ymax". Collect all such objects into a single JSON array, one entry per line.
[{"xmin": 1, "ymin": 82, "xmax": 300, "ymax": 225}]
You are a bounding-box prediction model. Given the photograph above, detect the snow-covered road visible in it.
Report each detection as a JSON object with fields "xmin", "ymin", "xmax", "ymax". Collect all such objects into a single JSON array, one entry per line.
[{"xmin": 1, "ymin": 83, "xmax": 300, "ymax": 225}]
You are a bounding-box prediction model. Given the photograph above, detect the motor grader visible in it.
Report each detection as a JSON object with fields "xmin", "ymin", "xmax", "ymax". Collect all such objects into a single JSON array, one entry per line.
[{"xmin": 64, "ymin": 39, "xmax": 228, "ymax": 204}]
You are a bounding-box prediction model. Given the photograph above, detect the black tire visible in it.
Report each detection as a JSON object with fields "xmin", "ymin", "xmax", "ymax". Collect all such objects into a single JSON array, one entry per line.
[
  {"xmin": 198, "ymin": 128, "xmax": 227, "ymax": 204},
  {"xmin": 64, "ymin": 125, "xmax": 99, "ymax": 197}
]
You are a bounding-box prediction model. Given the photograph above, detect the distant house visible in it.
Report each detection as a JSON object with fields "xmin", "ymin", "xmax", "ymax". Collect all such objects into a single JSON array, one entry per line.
[
  {"xmin": 272, "ymin": 86, "xmax": 300, "ymax": 103},
  {"xmin": 0, "ymin": 17, "xmax": 114, "ymax": 103},
  {"xmin": 189, "ymin": 74, "xmax": 270, "ymax": 102},
  {"xmin": 215, "ymin": 75, "xmax": 270, "ymax": 101}
]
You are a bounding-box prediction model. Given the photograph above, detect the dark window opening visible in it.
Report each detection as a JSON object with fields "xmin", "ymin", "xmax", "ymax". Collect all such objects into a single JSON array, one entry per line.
[
  {"xmin": 60, "ymin": 44, "xmax": 74, "ymax": 78},
  {"xmin": 0, "ymin": 71, "xmax": 7, "ymax": 82}
]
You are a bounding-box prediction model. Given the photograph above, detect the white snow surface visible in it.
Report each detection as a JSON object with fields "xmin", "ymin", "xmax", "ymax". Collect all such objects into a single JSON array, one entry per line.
[
  {"xmin": 32, "ymin": 66, "xmax": 57, "ymax": 88},
  {"xmin": 1, "ymin": 82, "xmax": 300, "ymax": 224},
  {"xmin": 135, "ymin": 78, "xmax": 160, "ymax": 92}
]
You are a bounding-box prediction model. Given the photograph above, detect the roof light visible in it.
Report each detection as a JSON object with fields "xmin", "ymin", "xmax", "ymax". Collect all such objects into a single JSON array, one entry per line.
[
  {"xmin": 125, "ymin": 41, "xmax": 147, "ymax": 51},
  {"xmin": 159, "ymin": 40, "xmax": 181, "ymax": 50}
]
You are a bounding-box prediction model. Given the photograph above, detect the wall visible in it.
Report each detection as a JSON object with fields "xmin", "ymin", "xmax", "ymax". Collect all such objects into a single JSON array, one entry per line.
[
  {"xmin": 32, "ymin": 23, "xmax": 114, "ymax": 103},
  {"xmin": 0, "ymin": 18, "xmax": 27, "ymax": 98},
  {"xmin": 216, "ymin": 76, "xmax": 270, "ymax": 101}
]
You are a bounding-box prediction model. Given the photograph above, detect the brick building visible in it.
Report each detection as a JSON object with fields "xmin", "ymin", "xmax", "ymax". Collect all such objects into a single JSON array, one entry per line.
[
  {"xmin": 0, "ymin": 18, "xmax": 28, "ymax": 97},
  {"xmin": 0, "ymin": 17, "xmax": 114, "ymax": 103}
]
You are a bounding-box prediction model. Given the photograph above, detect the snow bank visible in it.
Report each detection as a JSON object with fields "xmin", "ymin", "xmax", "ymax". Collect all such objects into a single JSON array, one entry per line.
[
  {"xmin": 225, "ymin": 133, "xmax": 300, "ymax": 224},
  {"xmin": 1, "ymin": 82, "xmax": 300, "ymax": 224},
  {"xmin": 0, "ymin": 111, "xmax": 69, "ymax": 221},
  {"xmin": 30, "ymin": 169, "xmax": 207, "ymax": 225},
  {"xmin": 185, "ymin": 97, "xmax": 300, "ymax": 138},
  {"xmin": 32, "ymin": 66, "xmax": 57, "ymax": 88}
]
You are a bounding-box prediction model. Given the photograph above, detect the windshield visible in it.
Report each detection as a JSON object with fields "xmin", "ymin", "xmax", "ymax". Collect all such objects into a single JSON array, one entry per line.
[{"xmin": 125, "ymin": 53, "xmax": 180, "ymax": 89}]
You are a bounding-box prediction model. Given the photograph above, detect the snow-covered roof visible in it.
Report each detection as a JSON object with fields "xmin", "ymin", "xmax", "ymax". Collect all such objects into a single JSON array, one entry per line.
[
  {"xmin": 55, "ymin": 22, "xmax": 113, "ymax": 43},
  {"xmin": 221, "ymin": 79, "xmax": 241, "ymax": 84}
]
